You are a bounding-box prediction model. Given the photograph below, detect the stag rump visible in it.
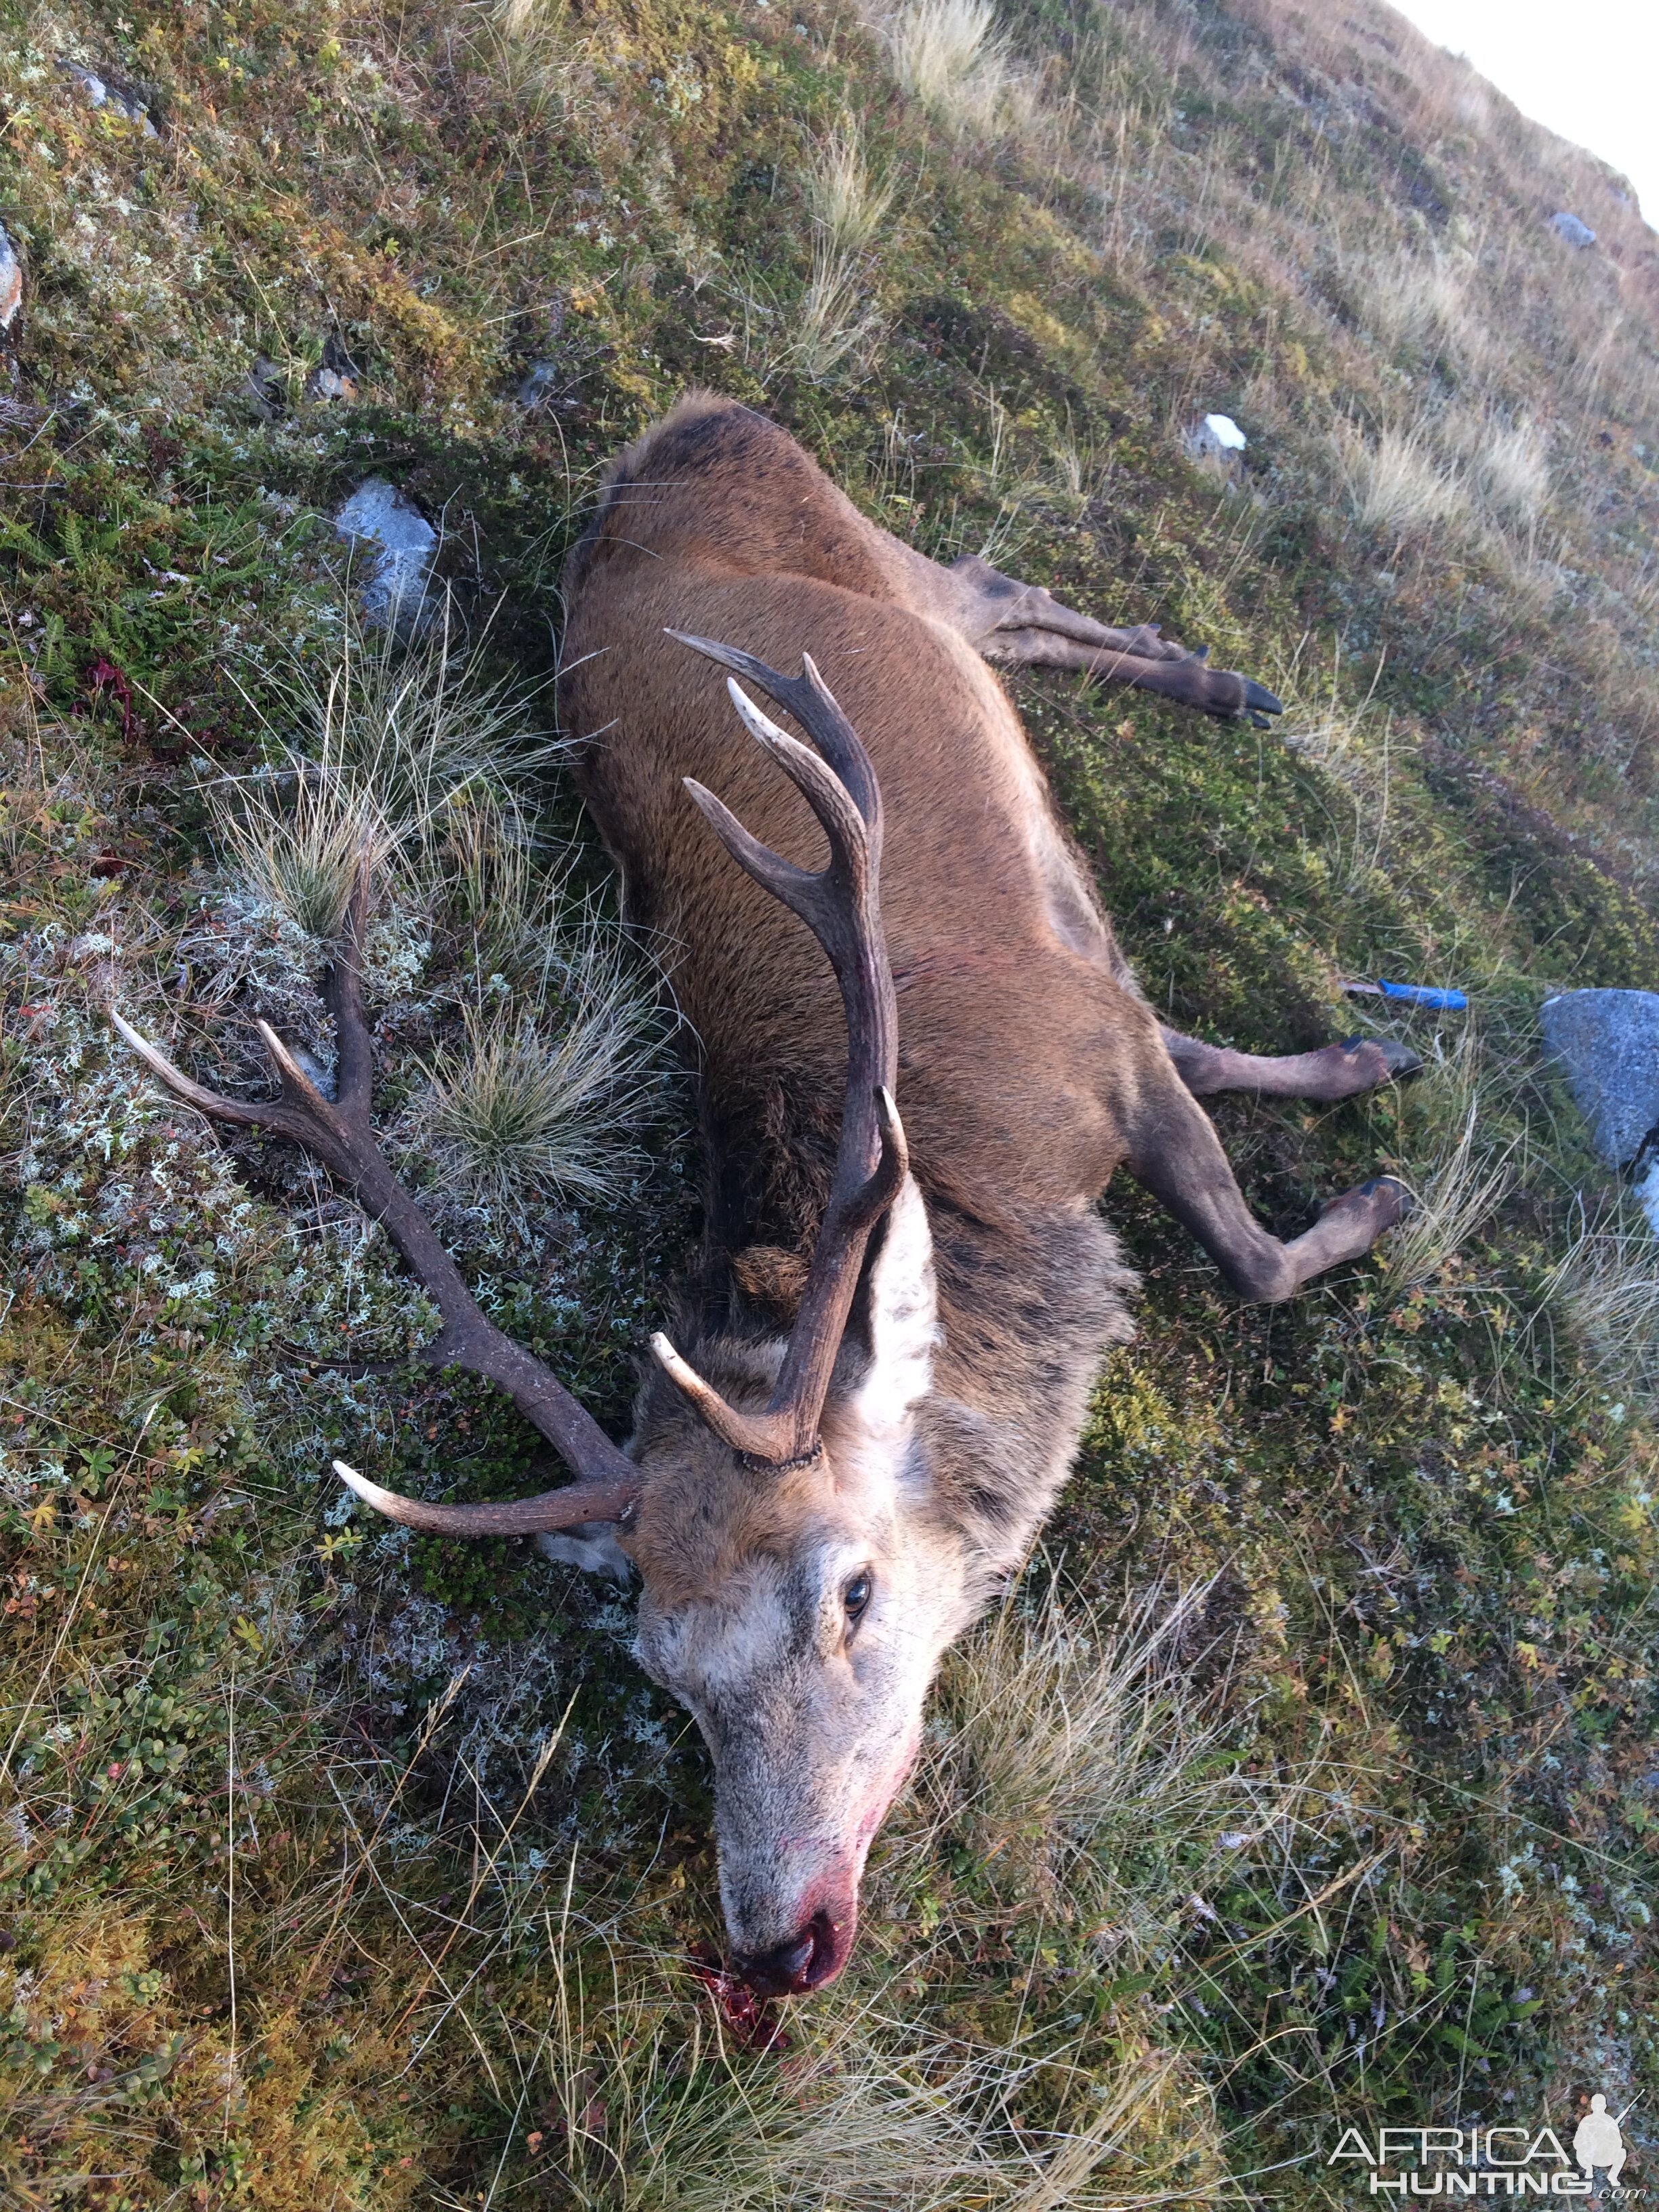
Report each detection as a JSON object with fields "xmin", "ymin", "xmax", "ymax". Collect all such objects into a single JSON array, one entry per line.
[{"xmin": 119, "ymin": 396, "xmax": 1413, "ymax": 1999}]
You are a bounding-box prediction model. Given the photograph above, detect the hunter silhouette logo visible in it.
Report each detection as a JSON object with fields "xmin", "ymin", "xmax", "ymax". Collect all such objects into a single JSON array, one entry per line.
[
  {"xmin": 1329, "ymin": 2098, "xmax": 1640, "ymax": 2196},
  {"xmin": 1574, "ymin": 2099, "xmax": 1626, "ymax": 2188}
]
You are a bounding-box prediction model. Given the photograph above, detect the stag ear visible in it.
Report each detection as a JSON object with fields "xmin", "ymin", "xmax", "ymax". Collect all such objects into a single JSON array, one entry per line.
[{"xmin": 851, "ymin": 1174, "xmax": 939, "ymax": 1433}]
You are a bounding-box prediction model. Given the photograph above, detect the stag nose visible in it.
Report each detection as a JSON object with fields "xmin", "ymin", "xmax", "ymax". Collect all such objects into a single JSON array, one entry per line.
[{"xmin": 738, "ymin": 1907, "xmax": 855, "ymax": 1997}]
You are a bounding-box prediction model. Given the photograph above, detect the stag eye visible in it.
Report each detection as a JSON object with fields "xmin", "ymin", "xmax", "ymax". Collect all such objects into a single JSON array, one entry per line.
[{"xmin": 844, "ymin": 1572, "xmax": 873, "ymax": 1621}]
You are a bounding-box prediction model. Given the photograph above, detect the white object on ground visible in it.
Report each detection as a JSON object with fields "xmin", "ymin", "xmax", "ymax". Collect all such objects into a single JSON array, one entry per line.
[
  {"xmin": 1549, "ymin": 211, "xmax": 1596, "ymax": 247},
  {"xmin": 1185, "ymin": 413, "xmax": 1248, "ymax": 465},
  {"xmin": 1635, "ymin": 1155, "xmax": 1659, "ymax": 1240},
  {"xmin": 0, "ymin": 222, "xmax": 19, "ymax": 332}
]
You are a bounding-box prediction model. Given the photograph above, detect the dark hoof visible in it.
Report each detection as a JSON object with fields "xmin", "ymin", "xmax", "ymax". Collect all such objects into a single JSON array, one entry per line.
[
  {"xmin": 1358, "ymin": 1174, "xmax": 1414, "ymax": 1225},
  {"xmin": 1319, "ymin": 1174, "xmax": 1412, "ymax": 1231},
  {"xmin": 1244, "ymin": 678, "xmax": 1284, "ymax": 719},
  {"xmin": 1340, "ymin": 1033, "xmax": 1422, "ymax": 1080}
]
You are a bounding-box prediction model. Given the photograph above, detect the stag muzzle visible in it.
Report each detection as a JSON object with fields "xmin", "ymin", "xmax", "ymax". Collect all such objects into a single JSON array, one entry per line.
[
  {"xmin": 737, "ymin": 1905, "xmax": 858, "ymax": 1997},
  {"xmin": 701, "ymin": 1700, "xmax": 924, "ymax": 1998}
]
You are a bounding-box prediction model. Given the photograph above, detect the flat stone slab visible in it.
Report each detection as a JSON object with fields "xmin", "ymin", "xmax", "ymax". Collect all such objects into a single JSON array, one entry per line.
[
  {"xmin": 333, "ymin": 478, "xmax": 437, "ymax": 633},
  {"xmin": 1540, "ymin": 989, "xmax": 1659, "ymax": 1166}
]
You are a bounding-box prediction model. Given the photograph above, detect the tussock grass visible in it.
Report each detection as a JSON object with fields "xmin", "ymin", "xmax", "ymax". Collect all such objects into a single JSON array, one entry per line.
[
  {"xmin": 413, "ymin": 964, "xmax": 665, "ymax": 1222},
  {"xmin": 879, "ymin": 0, "xmax": 1028, "ymax": 136},
  {"xmin": 803, "ymin": 119, "xmax": 893, "ymax": 253},
  {"xmin": 1387, "ymin": 1103, "xmax": 1517, "ymax": 1293},
  {"xmin": 785, "ymin": 123, "xmax": 893, "ymax": 380},
  {"xmin": 496, "ymin": 0, "xmax": 558, "ymax": 32},
  {"xmin": 1352, "ymin": 249, "xmax": 1474, "ymax": 359},
  {"xmin": 531, "ymin": 1911, "xmax": 1210, "ymax": 2210},
  {"xmin": 232, "ymin": 621, "xmax": 561, "ymax": 860},
  {"xmin": 434, "ymin": 781, "xmax": 538, "ymax": 951},
  {"xmin": 1470, "ymin": 416, "xmax": 1551, "ymax": 531},
  {"xmin": 211, "ymin": 623, "xmax": 563, "ymax": 949},
  {"xmin": 472, "ymin": 0, "xmax": 595, "ymax": 118},
  {"xmin": 207, "ymin": 617, "xmax": 668, "ymax": 1229},
  {"xmin": 794, "ymin": 243, "xmax": 883, "ymax": 382},
  {"xmin": 920, "ymin": 1577, "xmax": 1246, "ymax": 1950},
  {"xmin": 1540, "ymin": 1204, "xmax": 1659, "ymax": 1412},
  {"xmin": 1334, "ymin": 419, "xmax": 1470, "ymax": 540},
  {"xmin": 213, "ymin": 760, "xmax": 392, "ymax": 943}
]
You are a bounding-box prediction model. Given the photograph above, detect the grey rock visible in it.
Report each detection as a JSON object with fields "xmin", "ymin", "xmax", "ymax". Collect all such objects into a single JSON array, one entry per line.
[
  {"xmin": 287, "ymin": 1045, "xmax": 337, "ymax": 1100},
  {"xmin": 1540, "ymin": 989, "xmax": 1659, "ymax": 1166},
  {"xmin": 1548, "ymin": 211, "xmax": 1596, "ymax": 247},
  {"xmin": 243, "ymin": 354, "xmax": 284, "ymax": 419},
  {"xmin": 56, "ymin": 57, "xmax": 159, "ymax": 134},
  {"xmin": 514, "ymin": 357, "xmax": 560, "ymax": 407},
  {"xmin": 333, "ymin": 478, "xmax": 438, "ymax": 634}
]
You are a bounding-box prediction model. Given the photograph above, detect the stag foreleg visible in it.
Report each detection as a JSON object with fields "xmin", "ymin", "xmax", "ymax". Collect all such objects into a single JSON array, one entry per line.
[
  {"xmin": 1124, "ymin": 1059, "xmax": 1409, "ymax": 1300},
  {"xmin": 1161, "ymin": 1026, "xmax": 1421, "ymax": 1101}
]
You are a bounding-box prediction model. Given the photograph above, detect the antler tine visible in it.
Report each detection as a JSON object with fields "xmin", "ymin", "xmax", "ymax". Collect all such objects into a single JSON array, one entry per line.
[
  {"xmin": 656, "ymin": 638, "xmax": 905, "ymax": 1469},
  {"xmin": 681, "ymin": 777, "xmax": 822, "ymax": 922},
  {"xmin": 665, "ymin": 630, "xmax": 879, "ymax": 834},
  {"xmin": 333, "ymin": 1460, "xmax": 638, "ymax": 1537},
  {"xmin": 682, "ymin": 681, "xmax": 876, "ymax": 976},
  {"xmin": 114, "ymin": 860, "xmax": 641, "ymax": 1536}
]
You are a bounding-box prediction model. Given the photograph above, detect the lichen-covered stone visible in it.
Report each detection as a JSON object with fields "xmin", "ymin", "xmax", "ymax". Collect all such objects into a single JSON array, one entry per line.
[{"xmin": 1540, "ymin": 988, "xmax": 1659, "ymax": 1166}]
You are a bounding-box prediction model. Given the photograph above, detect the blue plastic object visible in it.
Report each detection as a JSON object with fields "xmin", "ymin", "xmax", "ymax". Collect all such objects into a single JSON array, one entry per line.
[{"xmin": 1375, "ymin": 979, "xmax": 1468, "ymax": 1011}]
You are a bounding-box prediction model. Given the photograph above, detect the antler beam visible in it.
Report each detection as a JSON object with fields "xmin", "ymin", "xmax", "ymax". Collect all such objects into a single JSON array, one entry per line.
[
  {"xmin": 650, "ymin": 634, "xmax": 907, "ymax": 1468},
  {"xmin": 114, "ymin": 863, "xmax": 639, "ymax": 1536}
]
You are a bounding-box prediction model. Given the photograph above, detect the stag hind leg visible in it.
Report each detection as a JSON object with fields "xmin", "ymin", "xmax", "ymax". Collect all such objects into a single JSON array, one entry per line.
[
  {"xmin": 1122, "ymin": 1048, "xmax": 1410, "ymax": 1301},
  {"xmin": 1160, "ymin": 1026, "xmax": 1421, "ymax": 1102}
]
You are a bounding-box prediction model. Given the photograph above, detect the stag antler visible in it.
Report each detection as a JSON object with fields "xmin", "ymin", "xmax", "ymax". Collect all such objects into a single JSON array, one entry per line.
[
  {"xmin": 650, "ymin": 634, "xmax": 908, "ymax": 1469},
  {"xmin": 113, "ymin": 864, "xmax": 640, "ymax": 1536}
]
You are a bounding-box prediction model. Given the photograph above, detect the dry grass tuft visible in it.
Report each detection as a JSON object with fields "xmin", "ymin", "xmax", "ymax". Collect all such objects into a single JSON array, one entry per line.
[
  {"xmin": 1386, "ymin": 1033, "xmax": 1519, "ymax": 1292},
  {"xmin": 1471, "ymin": 416, "xmax": 1551, "ymax": 531},
  {"xmin": 1352, "ymin": 249, "xmax": 1474, "ymax": 358},
  {"xmin": 1540, "ymin": 1203, "xmax": 1659, "ymax": 1411},
  {"xmin": 495, "ymin": 0, "xmax": 558, "ymax": 31},
  {"xmin": 803, "ymin": 119, "xmax": 893, "ymax": 253},
  {"xmin": 786, "ymin": 123, "xmax": 893, "ymax": 380},
  {"xmin": 213, "ymin": 622, "xmax": 563, "ymax": 944},
  {"xmin": 411, "ymin": 926, "xmax": 666, "ymax": 1222},
  {"xmin": 793, "ymin": 243, "xmax": 882, "ymax": 382},
  {"xmin": 920, "ymin": 1577, "xmax": 1247, "ymax": 1952},
  {"xmin": 532, "ymin": 1906, "xmax": 1215, "ymax": 2209},
  {"xmin": 1334, "ymin": 418, "xmax": 1470, "ymax": 540},
  {"xmin": 213, "ymin": 761, "xmax": 392, "ymax": 943},
  {"xmin": 878, "ymin": 0, "xmax": 1028, "ymax": 136}
]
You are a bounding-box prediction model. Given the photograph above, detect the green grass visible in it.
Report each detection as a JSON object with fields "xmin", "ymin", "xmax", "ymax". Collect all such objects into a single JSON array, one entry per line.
[{"xmin": 1, "ymin": 0, "xmax": 1656, "ymax": 2201}]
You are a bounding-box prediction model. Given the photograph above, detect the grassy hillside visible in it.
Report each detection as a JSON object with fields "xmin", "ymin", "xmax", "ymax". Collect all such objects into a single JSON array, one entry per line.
[{"xmin": 1, "ymin": 0, "xmax": 1657, "ymax": 2202}]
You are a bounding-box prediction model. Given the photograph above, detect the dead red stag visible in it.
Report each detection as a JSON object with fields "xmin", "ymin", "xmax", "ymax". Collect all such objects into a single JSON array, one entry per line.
[{"xmin": 118, "ymin": 398, "xmax": 1412, "ymax": 1996}]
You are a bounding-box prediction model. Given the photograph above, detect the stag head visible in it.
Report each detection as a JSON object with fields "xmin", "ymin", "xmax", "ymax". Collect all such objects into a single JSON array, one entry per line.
[{"xmin": 117, "ymin": 640, "xmax": 966, "ymax": 1997}]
